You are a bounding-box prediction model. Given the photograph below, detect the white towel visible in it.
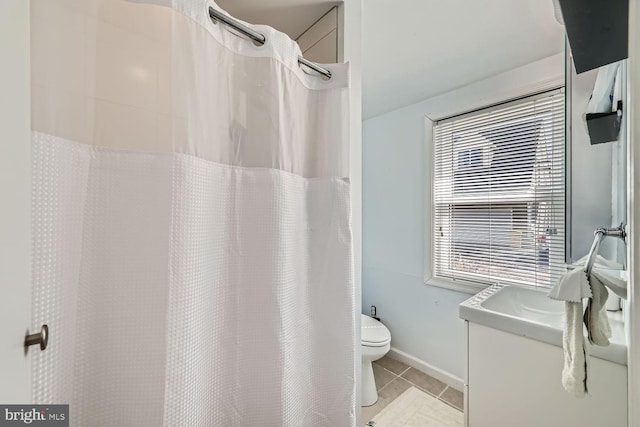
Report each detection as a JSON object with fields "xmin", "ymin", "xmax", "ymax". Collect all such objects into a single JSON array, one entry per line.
[
  {"xmin": 591, "ymin": 269, "xmax": 627, "ymax": 299},
  {"xmin": 551, "ymin": 260, "xmax": 627, "ymax": 397},
  {"xmin": 573, "ymin": 254, "xmax": 624, "ymax": 271},
  {"xmin": 562, "ymin": 301, "xmax": 589, "ymax": 397},
  {"xmin": 549, "ymin": 269, "xmax": 590, "ymax": 396},
  {"xmin": 584, "ymin": 273, "xmax": 611, "ymax": 346},
  {"xmin": 547, "ymin": 267, "xmax": 592, "ymax": 303},
  {"xmin": 583, "ymin": 267, "xmax": 628, "ymax": 346}
]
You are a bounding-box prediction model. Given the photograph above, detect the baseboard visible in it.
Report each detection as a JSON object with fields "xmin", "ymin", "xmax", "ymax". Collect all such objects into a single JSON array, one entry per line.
[{"xmin": 387, "ymin": 347, "xmax": 464, "ymax": 392}]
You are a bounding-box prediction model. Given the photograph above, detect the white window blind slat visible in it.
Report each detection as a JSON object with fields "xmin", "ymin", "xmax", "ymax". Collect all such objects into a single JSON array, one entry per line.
[{"xmin": 432, "ymin": 89, "xmax": 565, "ymax": 289}]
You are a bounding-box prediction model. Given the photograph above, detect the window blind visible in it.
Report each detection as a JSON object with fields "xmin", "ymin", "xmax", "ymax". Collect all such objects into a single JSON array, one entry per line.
[{"xmin": 432, "ymin": 89, "xmax": 565, "ymax": 289}]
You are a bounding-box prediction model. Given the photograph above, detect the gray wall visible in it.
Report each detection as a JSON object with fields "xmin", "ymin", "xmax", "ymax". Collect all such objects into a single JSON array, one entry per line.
[
  {"xmin": 362, "ymin": 54, "xmax": 565, "ymax": 380},
  {"xmin": 568, "ymin": 64, "xmax": 616, "ymax": 263},
  {"xmin": 296, "ymin": 7, "xmax": 338, "ymax": 64}
]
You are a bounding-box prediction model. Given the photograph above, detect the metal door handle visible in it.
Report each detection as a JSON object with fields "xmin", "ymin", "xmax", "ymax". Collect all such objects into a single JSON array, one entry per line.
[{"xmin": 25, "ymin": 324, "xmax": 48, "ymax": 351}]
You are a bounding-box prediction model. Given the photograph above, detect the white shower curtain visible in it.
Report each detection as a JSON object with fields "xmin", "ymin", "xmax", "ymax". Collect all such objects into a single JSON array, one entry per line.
[{"xmin": 30, "ymin": 1, "xmax": 354, "ymax": 425}]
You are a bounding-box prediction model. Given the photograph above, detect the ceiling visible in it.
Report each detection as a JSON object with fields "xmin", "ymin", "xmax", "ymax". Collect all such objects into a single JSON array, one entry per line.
[
  {"xmin": 363, "ymin": 0, "xmax": 565, "ymax": 118},
  {"xmin": 214, "ymin": 0, "xmax": 565, "ymax": 120},
  {"xmin": 216, "ymin": 0, "xmax": 338, "ymax": 40}
]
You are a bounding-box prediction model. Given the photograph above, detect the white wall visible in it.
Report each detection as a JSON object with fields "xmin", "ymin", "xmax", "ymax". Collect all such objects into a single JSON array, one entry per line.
[
  {"xmin": 0, "ymin": 0, "xmax": 31, "ymax": 403},
  {"xmin": 362, "ymin": 54, "xmax": 564, "ymax": 381}
]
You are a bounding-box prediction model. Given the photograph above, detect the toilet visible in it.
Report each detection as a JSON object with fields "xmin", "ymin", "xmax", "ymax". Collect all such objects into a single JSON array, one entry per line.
[{"xmin": 361, "ymin": 314, "xmax": 391, "ymax": 406}]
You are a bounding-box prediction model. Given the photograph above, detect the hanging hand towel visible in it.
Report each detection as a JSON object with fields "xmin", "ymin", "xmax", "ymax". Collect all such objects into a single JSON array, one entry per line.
[
  {"xmin": 547, "ymin": 267, "xmax": 592, "ymax": 302},
  {"xmin": 548, "ymin": 268, "xmax": 591, "ymax": 396},
  {"xmin": 562, "ymin": 301, "xmax": 589, "ymax": 397},
  {"xmin": 584, "ymin": 273, "xmax": 612, "ymax": 346},
  {"xmin": 591, "ymin": 269, "xmax": 628, "ymax": 299},
  {"xmin": 574, "ymin": 254, "xmax": 624, "ymax": 271}
]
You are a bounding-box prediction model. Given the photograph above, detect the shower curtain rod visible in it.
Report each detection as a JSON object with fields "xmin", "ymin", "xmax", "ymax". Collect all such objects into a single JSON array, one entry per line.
[{"xmin": 208, "ymin": 7, "xmax": 333, "ymax": 80}]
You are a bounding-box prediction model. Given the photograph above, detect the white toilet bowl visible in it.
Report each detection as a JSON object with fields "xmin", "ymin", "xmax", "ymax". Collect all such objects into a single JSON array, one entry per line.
[{"xmin": 361, "ymin": 314, "xmax": 391, "ymax": 407}]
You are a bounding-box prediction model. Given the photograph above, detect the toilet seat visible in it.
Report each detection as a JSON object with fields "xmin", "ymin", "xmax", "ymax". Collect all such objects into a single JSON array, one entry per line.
[{"xmin": 361, "ymin": 314, "xmax": 391, "ymax": 347}]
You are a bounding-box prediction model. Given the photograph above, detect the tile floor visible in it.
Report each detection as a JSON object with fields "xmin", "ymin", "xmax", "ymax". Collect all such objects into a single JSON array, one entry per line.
[{"xmin": 362, "ymin": 356, "xmax": 464, "ymax": 424}]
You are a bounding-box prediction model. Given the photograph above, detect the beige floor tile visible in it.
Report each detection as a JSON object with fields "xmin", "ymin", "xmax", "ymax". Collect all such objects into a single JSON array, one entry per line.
[
  {"xmin": 372, "ymin": 386, "xmax": 464, "ymax": 427},
  {"xmin": 373, "ymin": 363, "xmax": 396, "ymax": 390},
  {"xmin": 440, "ymin": 386, "xmax": 464, "ymax": 411},
  {"xmin": 374, "ymin": 356, "xmax": 409, "ymax": 375},
  {"xmin": 401, "ymin": 368, "xmax": 447, "ymax": 396},
  {"xmin": 378, "ymin": 377, "xmax": 413, "ymax": 401},
  {"xmin": 361, "ymin": 377, "xmax": 413, "ymax": 424}
]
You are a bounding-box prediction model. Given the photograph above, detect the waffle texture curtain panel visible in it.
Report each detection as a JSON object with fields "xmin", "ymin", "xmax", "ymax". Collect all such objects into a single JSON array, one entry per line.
[{"xmin": 30, "ymin": 0, "xmax": 355, "ymax": 425}]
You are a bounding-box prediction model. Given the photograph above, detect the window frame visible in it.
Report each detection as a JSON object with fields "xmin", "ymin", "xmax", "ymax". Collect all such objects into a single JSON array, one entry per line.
[{"xmin": 424, "ymin": 84, "xmax": 566, "ymax": 294}]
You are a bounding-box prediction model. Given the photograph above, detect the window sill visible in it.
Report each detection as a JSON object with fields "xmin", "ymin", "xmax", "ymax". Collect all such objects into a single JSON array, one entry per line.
[{"xmin": 423, "ymin": 275, "xmax": 487, "ymax": 295}]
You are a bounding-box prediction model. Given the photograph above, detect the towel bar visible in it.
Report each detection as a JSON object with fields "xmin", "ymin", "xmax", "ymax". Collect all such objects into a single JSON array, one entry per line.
[{"xmin": 584, "ymin": 223, "xmax": 626, "ymax": 275}]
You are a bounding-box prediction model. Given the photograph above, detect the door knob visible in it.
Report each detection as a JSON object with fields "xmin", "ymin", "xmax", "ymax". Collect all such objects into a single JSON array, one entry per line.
[{"xmin": 25, "ymin": 324, "xmax": 48, "ymax": 351}]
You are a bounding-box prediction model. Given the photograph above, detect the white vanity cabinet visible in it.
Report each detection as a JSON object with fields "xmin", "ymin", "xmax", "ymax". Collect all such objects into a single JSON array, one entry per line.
[{"xmin": 465, "ymin": 322, "xmax": 627, "ymax": 427}]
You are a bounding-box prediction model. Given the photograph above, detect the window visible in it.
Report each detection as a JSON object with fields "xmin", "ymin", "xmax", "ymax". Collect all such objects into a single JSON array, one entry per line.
[{"xmin": 430, "ymin": 89, "xmax": 565, "ymax": 289}]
